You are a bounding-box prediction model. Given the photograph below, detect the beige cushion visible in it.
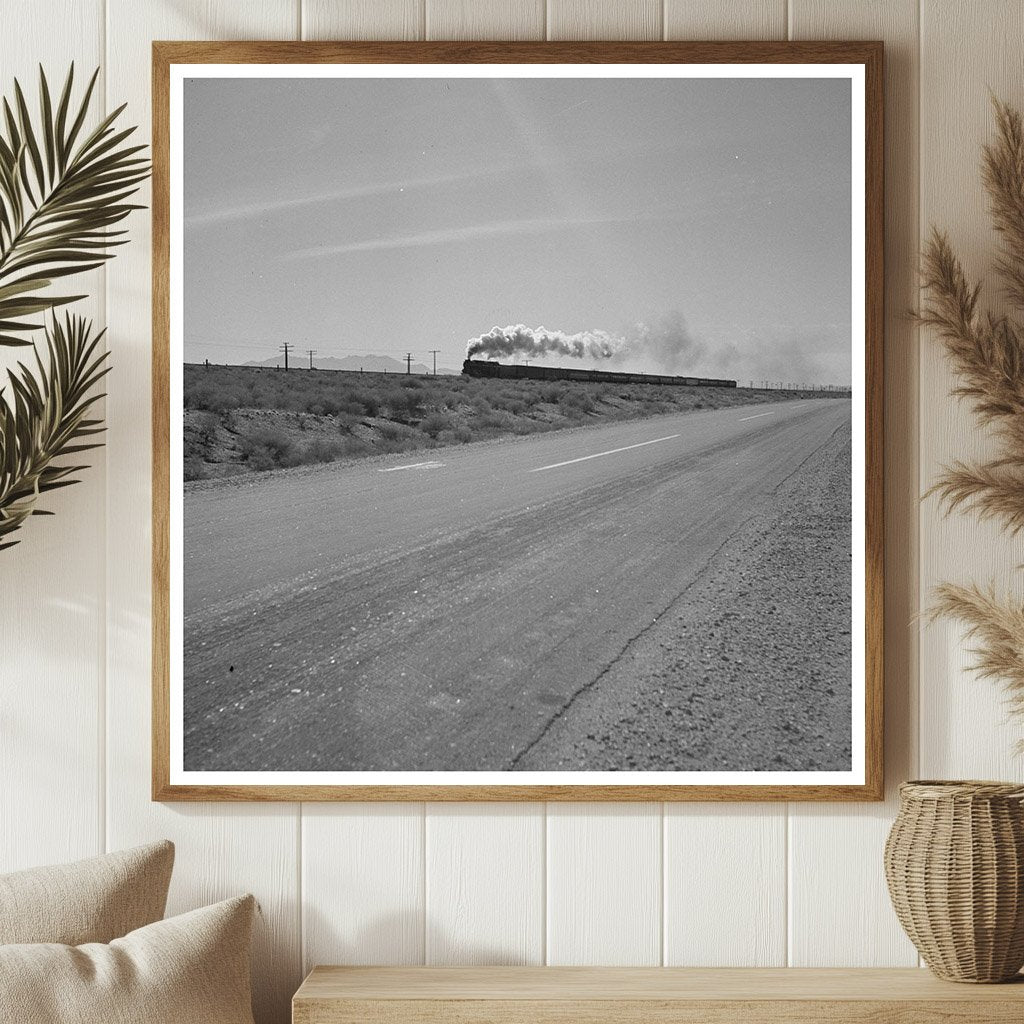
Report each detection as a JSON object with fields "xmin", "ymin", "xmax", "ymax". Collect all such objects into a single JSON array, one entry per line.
[
  {"xmin": 0, "ymin": 894, "xmax": 256, "ymax": 1024},
  {"xmin": 0, "ymin": 840, "xmax": 174, "ymax": 945}
]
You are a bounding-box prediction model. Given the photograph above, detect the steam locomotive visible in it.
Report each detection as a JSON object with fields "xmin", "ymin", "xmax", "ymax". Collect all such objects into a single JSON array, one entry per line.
[{"xmin": 462, "ymin": 358, "xmax": 736, "ymax": 389}]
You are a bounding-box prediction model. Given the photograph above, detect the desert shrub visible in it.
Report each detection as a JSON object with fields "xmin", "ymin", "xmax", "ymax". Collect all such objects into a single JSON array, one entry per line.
[
  {"xmin": 491, "ymin": 390, "xmax": 527, "ymax": 415},
  {"xmin": 539, "ymin": 383, "xmax": 562, "ymax": 403},
  {"xmin": 439, "ymin": 426, "xmax": 473, "ymax": 445},
  {"xmin": 306, "ymin": 396, "xmax": 341, "ymax": 416},
  {"xmin": 347, "ymin": 390, "xmax": 379, "ymax": 416},
  {"xmin": 185, "ymin": 382, "xmax": 243, "ymax": 412},
  {"xmin": 383, "ymin": 388, "xmax": 421, "ymax": 422},
  {"xmin": 512, "ymin": 419, "xmax": 545, "ymax": 436},
  {"xmin": 377, "ymin": 421, "xmax": 409, "ymax": 442},
  {"xmin": 302, "ymin": 439, "xmax": 343, "ymax": 464},
  {"xmin": 558, "ymin": 389, "xmax": 594, "ymax": 416},
  {"xmin": 183, "ymin": 457, "xmax": 207, "ymax": 481},
  {"xmin": 341, "ymin": 436, "xmax": 371, "ymax": 457},
  {"xmin": 333, "ymin": 387, "xmax": 374, "ymax": 415},
  {"xmin": 183, "ymin": 383, "xmax": 211, "ymax": 410},
  {"xmin": 239, "ymin": 427, "xmax": 296, "ymax": 471},
  {"xmin": 420, "ymin": 411, "xmax": 452, "ymax": 439},
  {"xmin": 477, "ymin": 409, "xmax": 516, "ymax": 432},
  {"xmin": 400, "ymin": 377, "xmax": 424, "ymax": 389},
  {"xmin": 193, "ymin": 411, "xmax": 221, "ymax": 445}
]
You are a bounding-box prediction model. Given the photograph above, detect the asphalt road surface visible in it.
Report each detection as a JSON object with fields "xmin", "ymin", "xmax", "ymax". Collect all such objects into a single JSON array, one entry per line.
[{"xmin": 184, "ymin": 399, "xmax": 852, "ymax": 771}]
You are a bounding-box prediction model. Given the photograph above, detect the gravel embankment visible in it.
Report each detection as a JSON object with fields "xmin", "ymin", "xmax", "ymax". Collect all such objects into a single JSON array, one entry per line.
[{"xmin": 516, "ymin": 414, "xmax": 853, "ymax": 772}]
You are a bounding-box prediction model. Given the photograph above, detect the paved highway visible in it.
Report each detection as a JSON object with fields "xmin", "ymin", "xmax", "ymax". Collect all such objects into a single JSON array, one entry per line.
[{"xmin": 183, "ymin": 399, "xmax": 851, "ymax": 770}]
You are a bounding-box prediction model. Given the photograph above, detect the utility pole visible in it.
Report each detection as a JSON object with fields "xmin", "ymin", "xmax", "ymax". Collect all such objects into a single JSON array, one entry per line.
[
  {"xmin": 279, "ymin": 342, "xmax": 293, "ymax": 370},
  {"xmin": 405, "ymin": 352, "xmax": 413, "ymax": 375},
  {"xmin": 306, "ymin": 348, "xmax": 317, "ymax": 370},
  {"xmin": 428, "ymin": 349, "xmax": 440, "ymax": 375}
]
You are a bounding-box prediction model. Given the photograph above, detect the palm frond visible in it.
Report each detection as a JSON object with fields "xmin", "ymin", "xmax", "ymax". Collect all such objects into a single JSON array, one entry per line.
[
  {"xmin": 0, "ymin": 65, "xmax": 148, "ymax": 346},
  {"xmin": 0, "ymin": 312, "xmax": 109, "ymax": 549}
]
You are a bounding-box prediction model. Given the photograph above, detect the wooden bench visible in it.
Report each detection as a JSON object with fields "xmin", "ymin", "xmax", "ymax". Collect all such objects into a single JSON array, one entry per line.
[{"xmin": 292, "ymin": 966, "xmax": 1024, "ymax": 1022}]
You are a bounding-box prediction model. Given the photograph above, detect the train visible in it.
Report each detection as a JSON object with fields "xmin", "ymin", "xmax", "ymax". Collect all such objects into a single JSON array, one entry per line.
[{"xmin": 462, "ymin": 358, "xmax": 737, "ymax": 389}]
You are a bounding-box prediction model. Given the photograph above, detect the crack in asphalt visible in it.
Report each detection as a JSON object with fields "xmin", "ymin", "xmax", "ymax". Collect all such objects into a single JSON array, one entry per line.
[{"xmin": 507, "ymin": 414, "xmax": 850, "ymax": 771}]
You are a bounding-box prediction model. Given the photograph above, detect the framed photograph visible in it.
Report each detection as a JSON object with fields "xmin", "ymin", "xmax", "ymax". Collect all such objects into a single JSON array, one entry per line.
[{"xmin": 153, "ymin": 41, "xmax": 883, "ymax": 801}]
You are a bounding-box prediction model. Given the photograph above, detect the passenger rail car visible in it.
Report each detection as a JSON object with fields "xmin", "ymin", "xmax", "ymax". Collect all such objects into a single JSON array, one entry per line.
[{"xmin": 462, "ymin": 358, "xmax": 736, "ymax": 389}]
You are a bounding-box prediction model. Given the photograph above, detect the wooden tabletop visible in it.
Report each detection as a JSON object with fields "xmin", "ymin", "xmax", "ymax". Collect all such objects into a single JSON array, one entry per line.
[{"xmin": 295, "ymin": 965, "xmax": 1024, "ymax": 1001}]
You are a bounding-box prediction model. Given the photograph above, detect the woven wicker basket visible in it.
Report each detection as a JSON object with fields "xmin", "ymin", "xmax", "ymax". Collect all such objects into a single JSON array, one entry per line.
[{"xmin": 884, "ymin": 780, "xmax": 1024, "ymax": 982}]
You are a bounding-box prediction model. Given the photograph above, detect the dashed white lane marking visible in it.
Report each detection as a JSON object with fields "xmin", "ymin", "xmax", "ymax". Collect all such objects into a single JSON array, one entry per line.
[
  {"xmin": 530, "ymin": 434, "xmax": 681, "ymax": 473},
  {"xmin": 739, "ymin": 411, "xmax": 776, "ymax": 422},
  {"xmin": 379, "ymin": 461, "xmax": 445, "ymax": 472}
]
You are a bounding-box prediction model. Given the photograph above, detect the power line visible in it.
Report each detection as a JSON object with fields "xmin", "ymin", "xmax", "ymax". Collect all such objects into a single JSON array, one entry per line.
[
  {"xmin": 279, "ymin": 342, "xmax": 293, "ymax": 370},
  {"xmin": 188, "ymin": 340, "xmax": 460, "ymax": 358},
  {"xmin": 306, "ymin": 348, "xmax": 317, "ymax": 370},
  {"xmin": 428, "ymin": 349, "xmax": 440, "ymax": 376},
  {"xmin": 405, "ymin": 352, "xmax": 413, "ymax": 375}
]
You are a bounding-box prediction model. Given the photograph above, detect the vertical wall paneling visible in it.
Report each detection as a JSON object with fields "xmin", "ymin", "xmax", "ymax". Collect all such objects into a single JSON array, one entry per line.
[
  {"xmin": 425, "ymin": 804, "xmax": 544, "ymax": 964},
  {"xmin": 302, "ymin": 0, "xmax": 425, "ymax": 40},
  {"xmin": 664, "ymin": 805, "xmax": 786, "ymax": 966},
  {"xmin": 547, "ymin": 1, "xmax": 663, "ymax": 41},
  {"xmin": 103, "ymin": 4, "xmax": 302, "ymax": 1023},
  {"xmin": 918, "ymin": 0, "xmax": 1024, "ymax": 781},
  {"xmin": 302, "ymin": 804, "xmax": 426, "ymax": 970},
  {"xmin": 426, "ymin": 0, "xmax": 545, "ymax": 41},
  {"xmin": 546, "ymin": 804, "xmax": 662, "ymax": 965},
  {"xmin": 0, "ymin": 0, "xmax": 106, "ymax": 874},
  {"xmin": 787, "ymin": 0, "xmax": 921, "ymax": 967},
  {"xmin": 664, "ymin": 0, "xmax": 786, "ymax": 40}
]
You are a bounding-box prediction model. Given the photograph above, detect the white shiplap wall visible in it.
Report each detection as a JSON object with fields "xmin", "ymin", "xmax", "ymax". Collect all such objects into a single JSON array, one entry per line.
[{"xmin": 2, "ymin": 2, "xmax": 1020, "ymax": 1021}]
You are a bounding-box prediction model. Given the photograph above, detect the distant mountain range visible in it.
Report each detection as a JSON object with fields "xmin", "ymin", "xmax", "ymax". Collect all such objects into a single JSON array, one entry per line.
[{"xmin": 243, "ymin": 353, "xmax": 459, "ymax": 375}]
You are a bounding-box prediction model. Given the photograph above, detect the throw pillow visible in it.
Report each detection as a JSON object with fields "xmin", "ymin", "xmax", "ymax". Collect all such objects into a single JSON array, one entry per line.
[
  {"xmin": 0, "ymin": 894, "xmax": 256, "ymax": 1024},
  {"xmin": 0, "ymin": 840, "xmax": 174, "ymax": 945}
]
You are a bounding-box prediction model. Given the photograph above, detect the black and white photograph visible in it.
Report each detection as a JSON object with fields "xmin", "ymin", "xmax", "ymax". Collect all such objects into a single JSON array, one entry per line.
[{"xmin": 159, "ymin": 50, "xmax": 878, "ymax": 797}]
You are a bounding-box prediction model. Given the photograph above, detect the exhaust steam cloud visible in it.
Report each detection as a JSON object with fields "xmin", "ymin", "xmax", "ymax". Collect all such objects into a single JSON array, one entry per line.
[
  {"xmin": 466, "ymin": 313, "xmax": 707, "ymax": 375},
  {"xmin": 466, "ymin": 325, "xmax": 623, "ymax": 361}
]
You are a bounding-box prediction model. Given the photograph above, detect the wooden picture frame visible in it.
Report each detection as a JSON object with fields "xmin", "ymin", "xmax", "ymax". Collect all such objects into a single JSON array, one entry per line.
[{"xmin": 153, "ymin": 41, "xmax": 883, "ymax": 801}]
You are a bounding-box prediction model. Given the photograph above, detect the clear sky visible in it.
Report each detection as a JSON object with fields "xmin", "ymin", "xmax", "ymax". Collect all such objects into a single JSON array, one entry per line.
[{"xmin": 183, "ymin": 75, "xmax": 852, "ymax": 385}]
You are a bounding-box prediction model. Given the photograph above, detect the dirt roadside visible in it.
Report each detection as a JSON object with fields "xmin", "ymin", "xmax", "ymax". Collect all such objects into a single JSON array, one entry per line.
[{"xmin": 515, "ymin": 413, "xmax": 853, "ymax": 772}]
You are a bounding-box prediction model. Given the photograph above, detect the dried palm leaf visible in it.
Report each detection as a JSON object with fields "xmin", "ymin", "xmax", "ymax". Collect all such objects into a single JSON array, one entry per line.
[
  {"xmin": 983, "ymin": 99, "xmax": 1024, "ymax": 312},
  {"xmin": 929, "ymin": 461, "xmax": 1024, "ymax": 534},
  {"xmin": 932, "ymin": 583, "xmax": 1024, "ymax": 724},
  {"xmin": 921, "ymin": 98, "xmax": 1024, "ymax": 733},
  {"xmin": 918, "ymin": 231, "xmax": 1024, "ymax": 424}
]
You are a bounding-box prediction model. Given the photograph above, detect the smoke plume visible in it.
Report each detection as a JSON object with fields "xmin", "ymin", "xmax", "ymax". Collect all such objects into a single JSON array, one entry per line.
[
  {"xmin": 467, "ymin": 324, "xmax": 624, "ymax": 361},
  {"xmin": 618, "ymin": 312, "xmax": 706, "ymax": 374},
  {"xmin": 466, "ymin": 313, "xmax": 707, "ymax": 374}
]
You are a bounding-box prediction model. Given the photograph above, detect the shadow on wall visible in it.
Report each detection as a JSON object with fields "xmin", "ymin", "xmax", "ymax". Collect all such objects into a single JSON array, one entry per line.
[{"xmin": 301, "ymin": 904, "xmax": 530, "ymax": 972}]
